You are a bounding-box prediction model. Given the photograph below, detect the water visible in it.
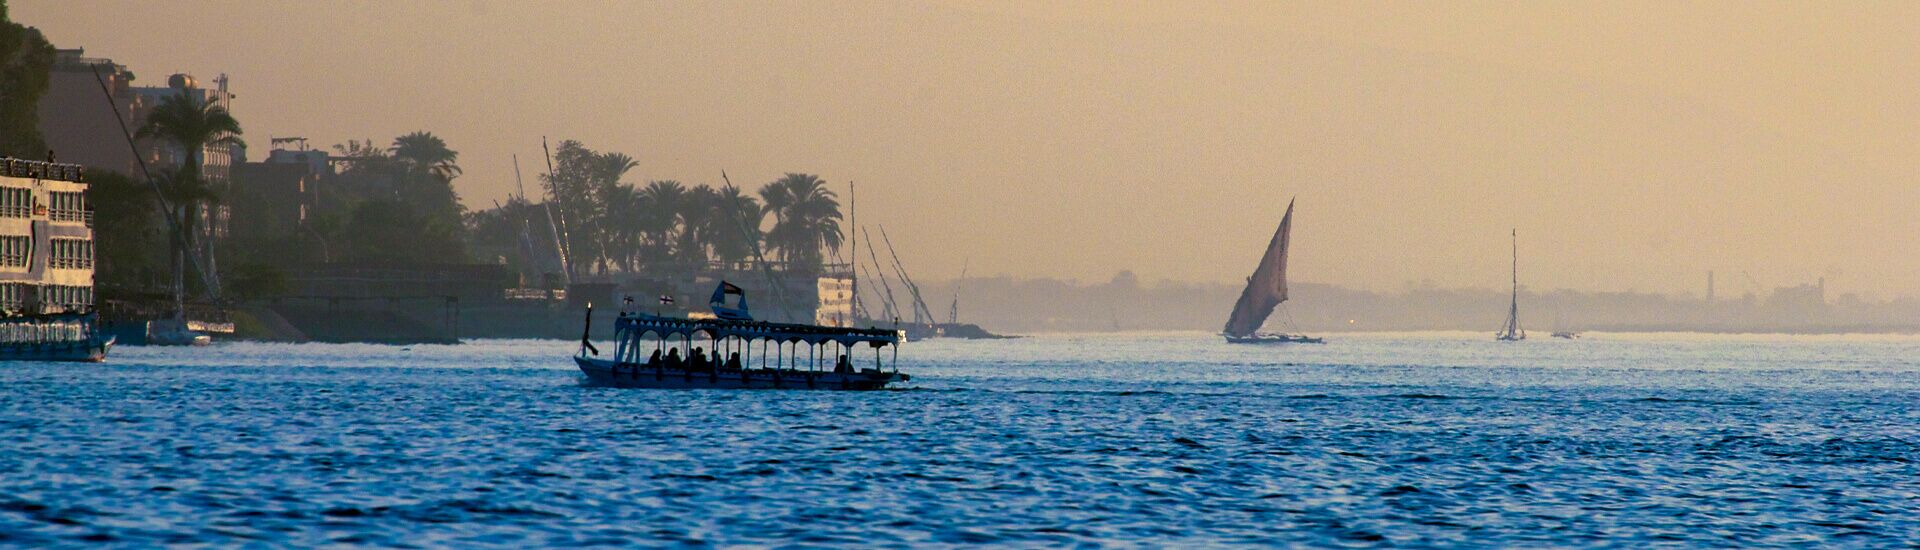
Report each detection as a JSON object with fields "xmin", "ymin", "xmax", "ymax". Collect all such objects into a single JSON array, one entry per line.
[{"xmin": 3, "ymin": 332, "xmax": 1918, "ymax": 546}]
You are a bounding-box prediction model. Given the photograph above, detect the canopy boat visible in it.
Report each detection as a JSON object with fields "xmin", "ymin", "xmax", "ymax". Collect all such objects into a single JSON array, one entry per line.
[
  {"xmin": 1496, "ymin": 229, "xmax": 1526, "ymax": 341},
  {"xmin": 573, "ymin": 281, "xmax": 907, "ymax": 390},
  {"xmin": 1223, "ymin": 200, "xmax": 1323, "ymax": 345}
]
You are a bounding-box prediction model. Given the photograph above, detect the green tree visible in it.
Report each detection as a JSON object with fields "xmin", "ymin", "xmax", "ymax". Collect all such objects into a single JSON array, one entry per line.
[
  {"xmin": 707, "ymin": 184, "xmax": 763, "ymax": 267},
  {"xmin": 388, "ymin": 131, "xmax": 466, "ymax": 244},
  {"xmin": 390, "ymin": 131, "xmax": 461, "ymax": 180},
  {"xmin": 635, "ymin": 180, "xmax": 687, "ymax": 263},
  {"xmin": 136, "ymin": 89, "xmax": 244, "ymax": 185},
  {"xmin": 136, "ymin": 89, "xmax": 243, "ymax": 309},
  {"xmin": 0, "ymin": 0, "xmax": 55, "ymax": 158},
  {"xmin": 85, "ymin": 171, "xmax": 165, "ymax": 292},
  {"xmin": 342, "ymin": 199, "xmax": 466, "ymax": 264},
  {"xmin": 758, "ymin": 173, "xmax": 842, "ymax": 271}
]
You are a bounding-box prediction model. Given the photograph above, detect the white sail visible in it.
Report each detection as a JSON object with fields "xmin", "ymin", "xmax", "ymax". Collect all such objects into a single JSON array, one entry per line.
[
  {"xmin": 1223, "ymin": 200, "xmax": 1293, "ymax": 337},
  {"xmin": 1497, "ymin": 229, "xmax": 1525, "ymax": 341}
]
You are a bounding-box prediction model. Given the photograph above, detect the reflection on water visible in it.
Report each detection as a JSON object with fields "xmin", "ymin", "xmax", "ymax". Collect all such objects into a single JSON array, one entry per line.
[{"xmin": 2, "ymin": 333, "xmax": 1917, "ymax": 545}]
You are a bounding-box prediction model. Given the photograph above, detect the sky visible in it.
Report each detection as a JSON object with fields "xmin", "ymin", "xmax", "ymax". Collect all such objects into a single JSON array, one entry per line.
[{"xmin": 17, "ymin": 1, "xmax": 1920, "ymax": 298}]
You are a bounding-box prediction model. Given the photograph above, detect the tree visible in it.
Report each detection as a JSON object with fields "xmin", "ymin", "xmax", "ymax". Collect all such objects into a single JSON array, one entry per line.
[
  {"xmin": 390, "ymin": 131, "xmax": 461, "ymax": 180},
  {"xmin": 388, "ymin": 131, "xmax": 466, "ymax": 242},
  {"xmin": 135, "ymin": 88, "xmax": 243, "ymax": 309},
  {"xmin": 85, "ymin": 171, "xmax": 165, "ymax": 292},
  {"xmin": 136, "ymin": 89, "xmax": 244, "ymax": 185},
  {"xmin": 758, "ymin": 173, "xmax": 843, "ymax": 271},
  {"xmin": 636, "ymin": 180, "xmax": 687, "ymax": 263},
  {"xmin": 341, "ymin": 199, "xmax": 466, "ymax": 264},
  {"xmin": 708, "ymin": 185, "xmax": 763, "ymax": 267},
  {"xmin": 0, "ymin": 1, "xmax": 54, "ymax": 158}
]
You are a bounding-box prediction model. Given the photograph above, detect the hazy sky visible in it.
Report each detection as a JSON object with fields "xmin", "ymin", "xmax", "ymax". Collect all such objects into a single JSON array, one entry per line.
[{"xmin": 19, "ymin": 1, "xmax": 1920, "ymax": 297}]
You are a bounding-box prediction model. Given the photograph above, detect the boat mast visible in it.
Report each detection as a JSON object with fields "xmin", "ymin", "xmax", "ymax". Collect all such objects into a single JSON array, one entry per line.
[
  {"xmin": 539, "ymin": 137, "xmax": 575, "ymax": 285},
  {"xmin": 720, "ymin": 171, "xmax": 798, "ymax": 322},
  {"xmin": 849, "ymin": 181, "xmax": 863, "ymax": 320},
  {"xmin": 878, "ymin": 226, "xmax": 936, "ymax": 325},
  {"xmin": 860, "ymin": 227, "xmax": 904, "ymax": 322},
  {"xmin": 1503, "ymin": 228, "xmax": 1522, "ymax": 338}
]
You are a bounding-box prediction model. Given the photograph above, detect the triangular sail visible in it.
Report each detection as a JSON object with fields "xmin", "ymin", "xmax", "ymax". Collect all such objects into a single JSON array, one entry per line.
[
  {"xmin": 1497, "ymin": 229, "xmax": 1524, "ymax": 340},
  {"xmin": 1223, "ymin": 200, "xmax": 1294, "ymax": 337}
]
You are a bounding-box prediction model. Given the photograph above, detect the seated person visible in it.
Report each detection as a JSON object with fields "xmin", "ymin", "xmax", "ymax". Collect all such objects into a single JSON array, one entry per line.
[
  {"xmin": 665, "ymin": 348, "xmax": 683, "ymax": 369},
  {"xmin": 690, "ymin": 348, "xmax": 711, "ymax": 371},
  {"xmin": 647, "ymin": 348, "xmax": 663, "ymax": 367},
  {"xmin": 835, "ymin": 354, "xmax": 853, "ymax": 374},
  {"xmin": 725, "ymin": 351, "xmax": 743, "ymax": 370}
]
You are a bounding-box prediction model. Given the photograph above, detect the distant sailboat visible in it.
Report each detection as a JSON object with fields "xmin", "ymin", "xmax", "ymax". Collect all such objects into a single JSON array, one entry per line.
[
  {"xmin": 1223, "ymin": 200, "xmax": 1323, "ymax": 344},
  {"xmin": 1496, "ymin": 229, "xmax": 1525, "ymax": 341},
  {"xmin": 1551, "ymin": 311, "xmax": 1580, "ymax": 339}
]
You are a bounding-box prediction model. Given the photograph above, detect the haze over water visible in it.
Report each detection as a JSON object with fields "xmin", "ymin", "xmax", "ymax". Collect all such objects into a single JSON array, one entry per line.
[
  {"xmin": 4, "ymin": 335, "xmax": 1916, "ymax": 546},
  {"xmin": 19, "ymin": 1, "xmax": 1920, "ymax": 296}
]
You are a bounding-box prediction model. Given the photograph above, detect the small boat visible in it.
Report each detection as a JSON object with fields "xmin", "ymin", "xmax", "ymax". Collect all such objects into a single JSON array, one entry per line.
[
  {"xmin": 574, "ymin": 281, "xmax": 908, "ymax": 390},
  {"xmin": 1550, "ymin": 311, "xmax": 1580, "ymax": 339},
  {"xmin": 0, "ymin": 312, "xmax": 115, "ymax": 362},
  {"xmin": 1496, "ymin": 229, "xmax": 1526, "ymax": 341},
  {"xmin": 1223, "ymin": 199, "xmax": 1323, "ymax": 345}
]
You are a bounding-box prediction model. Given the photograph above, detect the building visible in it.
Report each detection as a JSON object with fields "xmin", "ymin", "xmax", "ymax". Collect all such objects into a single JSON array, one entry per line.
[
  {"xmin": 231, "ymin": 143, "xmax": 327, "ymax": 244},
  {"xmin": 42, "ymin": 49, "xmax": 241, "ymax": 179},
  {"xmin": 41, "ymin": 48, "xmax": 242, "ymax": 294},
  {"xmin": 0, "ymin": 159, "xmax": 96, "ymax": 314},
  {"xmin": 38, "ymin": 49, "xmax": 145, "ymax": 177},
  {"xmin": 816, "ymin": 276, "xmax": 855, "ymax": 327}
]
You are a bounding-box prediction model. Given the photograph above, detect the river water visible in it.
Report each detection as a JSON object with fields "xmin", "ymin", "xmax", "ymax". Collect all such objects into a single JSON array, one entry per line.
[{"xmin": 2, "ymin": 332, "xmax": 1917, "ymax": 546}]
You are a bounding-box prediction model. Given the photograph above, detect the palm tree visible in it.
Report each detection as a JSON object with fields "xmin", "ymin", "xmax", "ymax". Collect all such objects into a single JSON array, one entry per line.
[
  {"xmin": 136, "ymin": 89, "xmax": 245, "ymax": 184},
  {"xmin": 389, "ymin": 131, "xmax": 461, "ymax": 180},
  {"xmin": 583, "ymin": 152, "xmax": 637, "ymax": 274},
  {"xmin": 708, "ymin": 185, "xmax": 763, "ymax": 268},
  {"xmin": 150, "ymin": 168, "xmax": 219, "ymax": 316},
  {"xmin": 136, "ymin": 89, "xmax": 244, "ymax": 309},
  {"xmin": 677, "ymin": 185, "xmax": 720, "ymax": 264},
  {"xmin": 758, "ymin": 173, "xmax": 842, "ymax": 271},
  {"xmin": 636, "ymin": 180, "xmax": 687, "ymax": 263}
]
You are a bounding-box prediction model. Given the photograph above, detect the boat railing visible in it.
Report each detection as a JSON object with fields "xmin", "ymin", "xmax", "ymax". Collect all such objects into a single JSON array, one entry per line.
[{"xmin": 600, "ymin": 313, "xmax": 902, "ymax": 375}]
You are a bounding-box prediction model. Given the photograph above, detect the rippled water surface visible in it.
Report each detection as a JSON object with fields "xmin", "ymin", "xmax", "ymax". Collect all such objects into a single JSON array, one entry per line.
[{"xmin": 4, "ymin": 332, "xmax": 1919, "ymax": 546}]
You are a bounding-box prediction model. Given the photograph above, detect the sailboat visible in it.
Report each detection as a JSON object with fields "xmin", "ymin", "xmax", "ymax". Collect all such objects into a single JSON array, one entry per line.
[
  {"xmin": 1496, "ymin": 229, "xmax": 1525, "ymax": 341},
  {"xmin": 1550, "ymin": 311, "xmax": 1580, "ymax": 339},
  {"xmin": 1223, "ymin": 199, "xmax": 1323, "ymax": 344}
]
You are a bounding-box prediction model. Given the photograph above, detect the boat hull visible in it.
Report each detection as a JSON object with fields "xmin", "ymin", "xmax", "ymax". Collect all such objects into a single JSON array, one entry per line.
[
  {"xmin": 1224, "ymin": 334, "xmax": 1324, "ymax": 344},
  {"xmin": 575, "ymin": 356, "xmax": 908, "ymax": 390},
  {"xmin": 0, "ymin": 336, "xmax": 113, "ymax": 362}
]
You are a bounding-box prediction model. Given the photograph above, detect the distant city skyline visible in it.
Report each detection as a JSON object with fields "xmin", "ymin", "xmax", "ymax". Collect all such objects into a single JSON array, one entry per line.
[{"xmin": 17, "ymin": 1, "xmax": 1920, "ymax": 298}]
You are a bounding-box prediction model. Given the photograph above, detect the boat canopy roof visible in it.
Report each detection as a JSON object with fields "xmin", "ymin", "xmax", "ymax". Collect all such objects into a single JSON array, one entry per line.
[{"xmin": 617, "ymin": 314, "xmax": 900, "ymax": 347}]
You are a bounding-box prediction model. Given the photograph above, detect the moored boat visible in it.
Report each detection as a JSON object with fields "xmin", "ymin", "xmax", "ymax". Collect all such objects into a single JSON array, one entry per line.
[
  {"xmin": 574, "ymin": 282, "xmax": 908, "ymax": 390},
  {"xmin": 0, "ymin": 158, "xmax": 113, "ymax": 362},
  {"xmin": 0, "ymin": 312, "xmax": 114, "ymax": 362}
]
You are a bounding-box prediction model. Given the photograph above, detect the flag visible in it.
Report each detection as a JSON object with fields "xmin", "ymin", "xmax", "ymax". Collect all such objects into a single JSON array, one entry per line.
[
  {"xmin": 658, "ymin": 295, "xmax": 675, "ymax": 305},
  {"xmin": 710, "ymin": 281, "xmax": 744, "ymax": 305}
]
